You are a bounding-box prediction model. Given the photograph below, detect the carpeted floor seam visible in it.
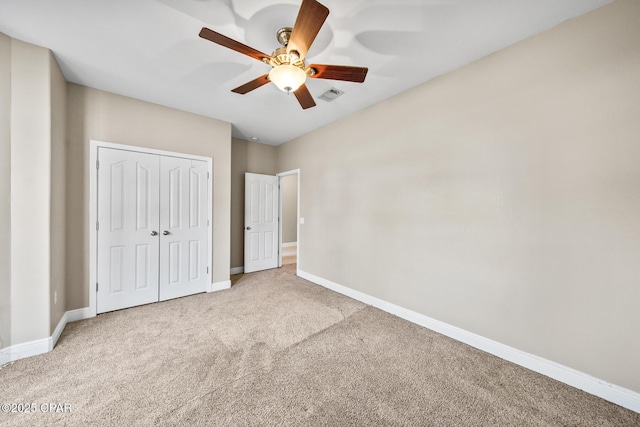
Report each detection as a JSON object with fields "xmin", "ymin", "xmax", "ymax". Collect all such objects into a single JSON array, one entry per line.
[
  {"xmin": 151, "ymin": 304, "xmax": 369, "ymax": 423},
  {"xmin": 152, "ymin": 305, "xmax": 370, "ymax": 424},
  {"xmin": 282, "ymin": 304, "xmax": 369, "ymax": 354}
]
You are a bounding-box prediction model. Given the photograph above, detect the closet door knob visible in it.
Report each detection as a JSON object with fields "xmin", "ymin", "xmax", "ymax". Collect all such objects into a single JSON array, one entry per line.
[
  {"xmin": 246, "ymin": 227, "xmax": 251, "ymax": 231},
  {"xmin": 163, "ymin": 230, "xmax": 170, "ymax": 235},
  {"xmin": 150, "ymin": 231, "xmax": 158, "ymax": 236}
]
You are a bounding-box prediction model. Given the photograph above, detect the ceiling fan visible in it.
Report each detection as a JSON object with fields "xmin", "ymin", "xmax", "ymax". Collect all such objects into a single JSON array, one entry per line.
[{"xmin": 199, "ymin": 0, "xmax": 368, "ymax": 109}]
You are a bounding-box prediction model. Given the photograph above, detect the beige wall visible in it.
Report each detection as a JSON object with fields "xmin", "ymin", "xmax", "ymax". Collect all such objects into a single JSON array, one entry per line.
[
  {"xmin": 66, "ymin": 84, "xmax": 232, "ymax": 310},
  {"xmin": 49, "ymin": 52, "xmax": 66, "ymax": 334},
  {"xmin": 1, "ymin": 36, "xmax": 67, "ymax": 347},
  {"xmin": 281, "ymin": 174, "xmax": 297, "ymax": 244},
  {"xmin": 277, "ymin": 0, "xmax": 640, "ymax": 393},
  {"xmin": 230, "ymin": 138, "xmax": 277, "ymax": 269},
  {"xmin": 0, "ymin": 33, "xmax": 11, "ymax": 349},
  {"xmin": 10, "ymin": 40, "xmax": 52, "ymax": 344}
]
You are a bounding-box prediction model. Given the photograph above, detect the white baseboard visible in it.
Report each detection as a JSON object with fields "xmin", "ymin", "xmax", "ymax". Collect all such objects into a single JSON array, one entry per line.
[
  {"xmin": 52, "ymin": 313, "xmax": 67, "ymax": 348},
  {"xmin": 230, "ymin": 267, "xmax": 244, "ymax": 275},
  {"xmin": 0, "ymin": 307, "xmax": 94, "ymax": 366},
  {"xmin": 209, "ymin": 280, "xmax": 231, "ymax": 292},
  {"xmin": 51, "ymin": 307, "xmax": 94, "ymax": 348},
  {"xmin": 297, "ymin": 270, "xmax": 640, "ymax": 414},
  {"xmin": 0, "ymin": 337, "xmax": 50, "ymax": 365},
  {"xmin": 282, "ymin": 242, "xmax": 297, "ymax": 248},
  {"xmin": 66, "ymin": 307, "xmax": 93, "ymax": 323}
]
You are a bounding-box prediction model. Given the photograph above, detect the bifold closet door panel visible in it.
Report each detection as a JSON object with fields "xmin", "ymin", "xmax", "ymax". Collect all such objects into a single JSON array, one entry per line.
[
  {"xmin": 96, "ymin": 148, "xmax": 161, "ymax": 314},
  {"xmin": 158, "ymin": 156, "xmax": 209, "ymax": 301}
]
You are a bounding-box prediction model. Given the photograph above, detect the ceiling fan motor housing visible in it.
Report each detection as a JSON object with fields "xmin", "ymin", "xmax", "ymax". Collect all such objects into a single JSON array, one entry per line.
[{"xmin": 270, "ymin": 47, "xmax": 305, "ymax": 68}]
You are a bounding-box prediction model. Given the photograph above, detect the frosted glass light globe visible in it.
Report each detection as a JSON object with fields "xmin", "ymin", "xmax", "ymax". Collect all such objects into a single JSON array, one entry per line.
[{"xmin": 269, "ymin": 65, "xmax": 306, "ymax": 93}]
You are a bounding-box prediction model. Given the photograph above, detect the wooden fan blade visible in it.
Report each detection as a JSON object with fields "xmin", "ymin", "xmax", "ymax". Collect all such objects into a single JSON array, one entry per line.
[
  {"xmin": 308, "ymin": 64, "xmax": 368, "ymax": 83},
  {"xmin": 231, "ymin": 74, "xmax": 271, "ymax": 94},
  {"xmin": 287, "ymin": 0, "xmax": 329, "ymax": 60},
  {"xmin": 294, "ymin": 84, "xmax": 316, "ymax": 109},
  {"xmin": 199, "ymin": 27, "xmax": 270, "ymax": 63}
]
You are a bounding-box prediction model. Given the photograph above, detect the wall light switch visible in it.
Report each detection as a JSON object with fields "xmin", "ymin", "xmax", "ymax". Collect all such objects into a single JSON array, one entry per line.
[{"xmin": 300, "ymin": 217, "xmax": 305, "ymax": 224}]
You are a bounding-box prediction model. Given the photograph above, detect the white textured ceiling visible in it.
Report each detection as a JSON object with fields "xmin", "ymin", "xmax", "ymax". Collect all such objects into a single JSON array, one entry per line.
[{"xmin": 0, "ymin": 0, "xmax": 611, "ymax": 145}]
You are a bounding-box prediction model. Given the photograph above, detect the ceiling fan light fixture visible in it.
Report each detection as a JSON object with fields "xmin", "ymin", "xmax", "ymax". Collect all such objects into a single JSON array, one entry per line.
[
  {"xmin": 199, "ymin": 0, "xmax": 366, "ymax": 109},
  {"xmin": 269, "ymin": 64, "xmax": 306, "ymax": 93}
]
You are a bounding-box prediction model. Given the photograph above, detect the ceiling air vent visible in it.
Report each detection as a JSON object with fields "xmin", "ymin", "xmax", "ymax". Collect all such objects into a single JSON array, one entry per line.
[{"xmin": 319, "ymin": 87, "xmax": 344, "ymax": 102}]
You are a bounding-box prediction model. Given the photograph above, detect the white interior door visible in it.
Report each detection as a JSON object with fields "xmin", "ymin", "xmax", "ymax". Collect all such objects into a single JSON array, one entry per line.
[
  {"xmin": 97, "ymin": 146, "xmax": 210, "ymax": 313},
  {"xmin": 244, "ymin": 173, "xmax": 279, "ymax": 273},
  {"xmin": 97, "ymin": 148, "xmax": 160, "ymax": 313},
  {"xmin": 159, "ymin": 156, "xmax": 209, "ymax": 301}
]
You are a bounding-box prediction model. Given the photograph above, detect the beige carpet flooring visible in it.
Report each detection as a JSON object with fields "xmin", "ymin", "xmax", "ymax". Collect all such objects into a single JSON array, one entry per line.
[
  {"xmin": 282, "ymin": 245, "xmax": 297, "ymax": 265},
  {"xmin": 282, "ymin": 254, "xmax": 296, "ymax": 265},
  {"xmin": 1, "ymin": 266, "xmax": 638, "ymax": 426}
]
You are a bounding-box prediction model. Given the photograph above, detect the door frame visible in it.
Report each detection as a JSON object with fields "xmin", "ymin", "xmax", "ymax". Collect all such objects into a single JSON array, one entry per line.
[
  {"xmin": 89, "ymin": 140, "xmax": 213, "ymax": 317},
  {"xmin": 276, "ymin": 169, "xmax": 300, "ymax": 274}
]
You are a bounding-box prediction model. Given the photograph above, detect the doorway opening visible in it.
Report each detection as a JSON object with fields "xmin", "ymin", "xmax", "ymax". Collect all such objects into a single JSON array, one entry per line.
[{"xmin": 277, "ymin": 169, "xmax": 300, "ymax": 275}]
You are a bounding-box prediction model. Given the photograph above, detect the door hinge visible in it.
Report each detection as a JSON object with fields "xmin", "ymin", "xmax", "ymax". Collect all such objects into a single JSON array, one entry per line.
[
  {"xmin": 207, "ymin": 172, "xmax": 210, "ymax": 179},
  {"xmin": 96, "ymin": 221, "xmax": 99, "ymax": 231},
  {"xmin": 207, "ymin": 267, "xmax": 209, "ymax": 274},
  {"xmin": 96, "ymin": 160, "xmax": 99, "ymax": 169},
  {"xmin": 207, "ymin": 219, "xmax": 210, "ymax": 226},
  {"xmin": 96, "ymin": 283, "xmax": 99, "ymax": 292}
]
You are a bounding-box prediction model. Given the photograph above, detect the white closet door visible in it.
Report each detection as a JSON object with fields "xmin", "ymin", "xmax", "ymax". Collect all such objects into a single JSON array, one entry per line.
[
  {"xmin": 97, "ymin": 148, "xmax": 160, "ymax": 314},
  {"xmin": 244, "ymin": 173, "xmax": 279, "ymax": 273},
  {"xmin": 159, "ymin": 156, "xmax": 209, "ymax": 301}
]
